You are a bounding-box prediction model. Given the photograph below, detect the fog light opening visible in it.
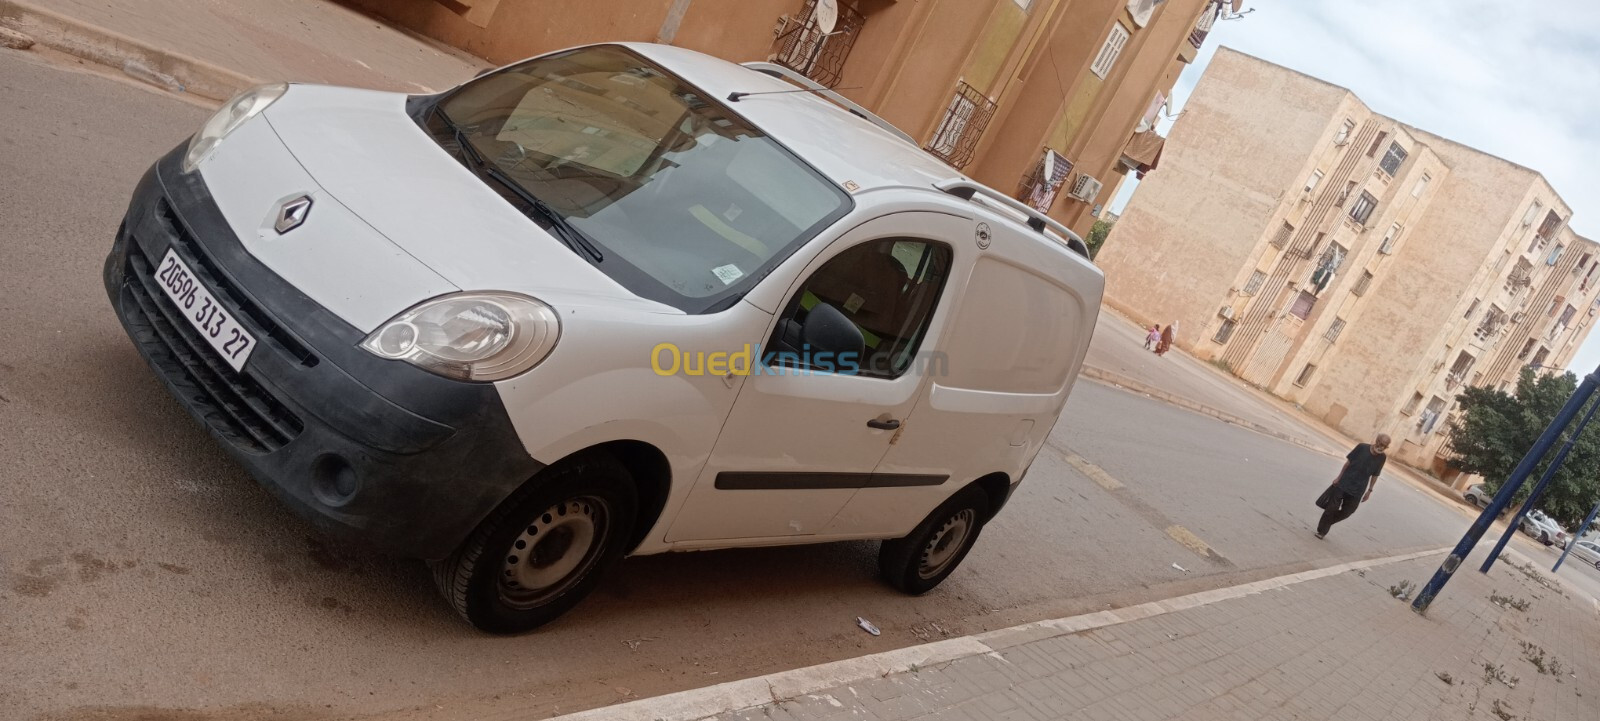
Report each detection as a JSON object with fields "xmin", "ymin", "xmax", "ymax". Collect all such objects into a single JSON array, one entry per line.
[{"xmin": 310, "ymin": 454, "xmax": 361, "ymax": 507}]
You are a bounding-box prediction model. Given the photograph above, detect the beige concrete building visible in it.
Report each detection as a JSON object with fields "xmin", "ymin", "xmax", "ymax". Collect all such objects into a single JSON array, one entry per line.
[
  {"xmin": 1098, "ymin": 47, "xmax": 1600, "ymax": 482},
  {"xmin": 340, "ymin": 0, "xmax": 1242, "ymax": 238}
]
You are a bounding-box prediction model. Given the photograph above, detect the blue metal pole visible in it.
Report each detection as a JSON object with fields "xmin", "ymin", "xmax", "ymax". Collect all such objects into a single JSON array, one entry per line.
[
  {"xmin": 1479, "ymin": 392, "xmax": 1600, "ymax": 572},
  {"xmin": 1553, "ymin": 499, "xmax": 1600, "ymax": 572},
  {"xmin": 1411, "ymin": 370, "xmax": 1600, "ymax": 614}
]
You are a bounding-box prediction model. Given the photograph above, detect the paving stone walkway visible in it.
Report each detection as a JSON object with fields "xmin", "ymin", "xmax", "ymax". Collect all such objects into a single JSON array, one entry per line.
[{"xmin": 709, "ymin": 552, "xmax": 1598, "ymax": 721}]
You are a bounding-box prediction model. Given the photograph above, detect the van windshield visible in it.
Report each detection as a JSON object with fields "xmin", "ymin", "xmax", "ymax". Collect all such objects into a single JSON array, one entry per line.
[{"xmin": 431, "ymin": 45, "xmax": 852, "ymax": 313}]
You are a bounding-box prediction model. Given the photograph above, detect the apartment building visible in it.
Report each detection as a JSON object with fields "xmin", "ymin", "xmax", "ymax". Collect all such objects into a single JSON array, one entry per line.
[
  {"xmin": 1097, "ymin": 47, "xmax": 1600, "ymax": 481},
  {"xmin": 341, "ymin": 0, "xmax": 1242, "ymax": 238}
]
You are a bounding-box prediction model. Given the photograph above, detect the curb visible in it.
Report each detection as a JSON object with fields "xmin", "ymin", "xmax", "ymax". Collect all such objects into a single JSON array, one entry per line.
[
  {"xmin": 0, "ymin": 0, "xmax": 253, "ymax": 102},
  {"xmin": 537, "ymin": 547, "xmax": 1449, "ymax": 721},
  {"xmin": 1080, "ymin": 365, "xmax": 1330, "ymax": 455}
]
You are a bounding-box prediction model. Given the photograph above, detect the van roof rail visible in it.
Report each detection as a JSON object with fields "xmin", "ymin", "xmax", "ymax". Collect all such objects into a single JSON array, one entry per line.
[
  {"xmin": 934, "ymin": 179, "xmax": 1092, "ymax": 259},
  {"xmin": 740, "ymin": 62, "xmax": 917, "ymax": 146}
]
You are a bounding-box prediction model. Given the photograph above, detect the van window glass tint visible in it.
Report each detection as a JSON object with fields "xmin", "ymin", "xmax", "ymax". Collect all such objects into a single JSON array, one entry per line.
[
  {"xmin": 777, "ymin": 239, "xmax": 952, "ymax": 378},
  {"xmin": 435, "ymin": 45, "xmax": 850, "ymax": 313}
]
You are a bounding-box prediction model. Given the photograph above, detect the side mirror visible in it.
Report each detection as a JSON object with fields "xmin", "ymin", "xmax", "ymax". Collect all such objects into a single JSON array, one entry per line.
[{"xmin": 800, "ymin": 302, "xmax": 865, "ymax": 361}]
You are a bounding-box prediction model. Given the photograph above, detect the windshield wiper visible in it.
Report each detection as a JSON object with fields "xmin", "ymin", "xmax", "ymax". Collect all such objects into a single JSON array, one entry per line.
[{"xmin": 434, "ymin": 108, "xmax": 603, "ymax": 263}]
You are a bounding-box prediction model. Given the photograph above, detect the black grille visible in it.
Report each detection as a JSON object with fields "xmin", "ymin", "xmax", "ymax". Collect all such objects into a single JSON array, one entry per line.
[{"xmin": 120, "ymin": 211, "xmax": 305, "ymax": 453}]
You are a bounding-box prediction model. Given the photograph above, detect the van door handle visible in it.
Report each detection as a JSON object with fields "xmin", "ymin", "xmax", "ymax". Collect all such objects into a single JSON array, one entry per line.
[{"xmin": 867, "ymin": 418, "xmax": 902, "ymax": 430}]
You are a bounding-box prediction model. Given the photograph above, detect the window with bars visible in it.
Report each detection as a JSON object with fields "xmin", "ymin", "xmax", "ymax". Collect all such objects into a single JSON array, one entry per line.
[
  {"xmin": 1294, "ymin": 363, "xmax": 1317, "ymax": 387},
  {"xmin": 1352, "ymin": 270, "xmax": 1373, "ymax": 296},
  {"xmin": 1270, "ymin": 222, "xmax": 1293, "ymax": 249},
  {"xmin": 1289, "ymin": 290, "xmax": 1317, "ymax": 320},
  {"xmin": 1090, "ymin": 23, "xmax": 1131, "ymax": 78},
  {"xmin": 1243, "ymin": 270, "xmax": 1267, "ymax": 295},
  {"xmin": 925, "ymin": 81, "xmax": 997, "ymax": 169},
  {"xmin": 1305, "ymin": 169, "xmax": 1324, "ymax": 193},
  {"xmin": 1324, "ymin": 317, "xmax": 1346, "ymax": 343},
  {"xmin": 1379, "ymin": 142, "xmax": 1408, "ymax": 175},
  {"xmin": 1548, "ymin": 243, "xmax": 1565, "ymax": 266},
  {"xmin": 1348, "ymin": 191, "xmax": 1378, "ymax": 225},
  {"xmin": 1379, "ymin": 223, "xmax": 1401, "ymax": 254},
  {"xmin": 1213, "ymin": 319, "xmax": 1236, "ymax": 344},
  {"xmin": 771, "ymin": 0, "xmax": 867, "ymax": 88},
  {"xmin": 1518, "ymin": 337, "xmax": 1538, "ymax": 360}
]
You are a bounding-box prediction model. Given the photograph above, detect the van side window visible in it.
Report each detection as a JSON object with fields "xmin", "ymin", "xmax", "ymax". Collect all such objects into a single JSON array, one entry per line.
[{"xmin": 770, "ymin": 239, "xmax": 952, "ymax": 378}]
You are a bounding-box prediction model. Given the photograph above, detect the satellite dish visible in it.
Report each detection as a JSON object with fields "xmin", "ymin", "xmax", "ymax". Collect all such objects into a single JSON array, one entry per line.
[{"xmin": 816, "ymin": 0, "xmax": 839, "ymax": 34}]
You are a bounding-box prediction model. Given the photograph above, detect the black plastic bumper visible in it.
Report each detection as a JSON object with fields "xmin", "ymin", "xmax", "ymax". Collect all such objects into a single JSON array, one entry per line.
[{"xmin": 103, "ymin": 145, "xmax": 543, "ymax": 560}]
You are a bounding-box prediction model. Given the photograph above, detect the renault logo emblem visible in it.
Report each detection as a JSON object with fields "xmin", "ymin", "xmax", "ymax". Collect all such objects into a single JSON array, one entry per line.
[{"xmin": 274, "ymin": 195, "xmax": 313, "ymax": 234}]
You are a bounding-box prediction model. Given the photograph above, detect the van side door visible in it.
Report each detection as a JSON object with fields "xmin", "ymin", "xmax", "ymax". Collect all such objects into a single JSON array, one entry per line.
[{"xmin": 665, "ymin": 212, "xmax": 967, "ymax": 544}]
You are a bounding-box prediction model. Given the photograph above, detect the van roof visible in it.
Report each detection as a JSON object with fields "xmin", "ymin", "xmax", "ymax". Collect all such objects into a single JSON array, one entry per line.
[{"xmin": 624, "ymin": 43, "xmax": 965, "ymax": 195}]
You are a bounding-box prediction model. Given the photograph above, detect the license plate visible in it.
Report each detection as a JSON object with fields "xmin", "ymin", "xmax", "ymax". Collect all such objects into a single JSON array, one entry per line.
[{"xmin": 153, "ymin": 248, "xmax": 256, "ymax": 371}]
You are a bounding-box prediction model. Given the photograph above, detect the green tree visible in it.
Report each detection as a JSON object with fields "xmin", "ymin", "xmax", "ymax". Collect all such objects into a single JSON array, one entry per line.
[
  {"xmin": 1087, "ymin": 219, "xmax": 1113, "ymax": 259},
  {"xmin": 1447, "ymin": 367, "xmax": 1600, "ymax": 528}
]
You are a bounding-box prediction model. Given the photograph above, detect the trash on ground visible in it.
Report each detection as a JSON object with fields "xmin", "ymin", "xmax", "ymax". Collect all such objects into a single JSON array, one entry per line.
[
  {"xmin": 1171, "ymin": 562, "xmax": 1188, "ymax": 572},
  {"xmin": 856, "ymin": 617, "xmax": 881, "ymax": 636}
]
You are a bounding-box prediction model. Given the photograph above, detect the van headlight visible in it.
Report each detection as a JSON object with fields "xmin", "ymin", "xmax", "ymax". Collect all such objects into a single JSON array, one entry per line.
[
  {"xmin": 182, "ymin": 83, "xmax": 289, "ymax": 173},
  {"xmin": 361, "ymin": 292, "xmax": 561, "ymax": 382}
]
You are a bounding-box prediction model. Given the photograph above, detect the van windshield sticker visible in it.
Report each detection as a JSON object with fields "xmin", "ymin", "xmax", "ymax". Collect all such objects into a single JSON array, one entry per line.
[
  {"xmin": 844, "ymin": 293, "xmax": 866, "ymax": 314},
  {"xmin": 712, "ymin": 264, "xmax": 745, "ymax": 285}
]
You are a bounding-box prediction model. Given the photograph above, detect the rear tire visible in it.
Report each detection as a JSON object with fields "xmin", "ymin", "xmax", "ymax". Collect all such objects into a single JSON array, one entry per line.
[
  {"xmin": 879, "ymin": 487, "xmax": 990, "ymax": 595},
  {"xmin": 432, "ymin": 454, "xmax": 637, "ymax": 634}
]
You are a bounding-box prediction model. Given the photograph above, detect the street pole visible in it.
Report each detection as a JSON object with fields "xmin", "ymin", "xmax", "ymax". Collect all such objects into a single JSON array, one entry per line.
[
  {"xmin": 1478, "ymin": 392, "xmax": 1600, "ymax": 572},
  {"xmin": 1552, "ymin": 499, "xmax": 1600, "ymax": 572},
  {"xmin": 1410, "ymin": 368, "xmax": 1600, "ymax": 615}
]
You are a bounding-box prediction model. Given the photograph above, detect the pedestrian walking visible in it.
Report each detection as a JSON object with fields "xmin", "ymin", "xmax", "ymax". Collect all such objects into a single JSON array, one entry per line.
[
  {"xmin": 1315, "ymin": 434, "xmax": 1389, "ymax": 538},
  {"xmin": 1155, "ymin": 322, "xmax": 1177, "ymax": 356},
  {"xmin": 1144, "ymin": 324, "xmax": 1161, "ymax": 351}
]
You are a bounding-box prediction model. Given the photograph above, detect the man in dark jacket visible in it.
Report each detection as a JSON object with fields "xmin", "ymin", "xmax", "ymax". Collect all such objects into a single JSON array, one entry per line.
[{"xmin": 1316, "ymin": 434, "xmax": 1390, "ymax": 538}]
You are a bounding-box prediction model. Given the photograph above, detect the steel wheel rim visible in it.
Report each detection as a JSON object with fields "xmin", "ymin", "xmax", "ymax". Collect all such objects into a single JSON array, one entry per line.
[
  {"xmin": 918, "ymin": 508, "xmax": 975, "ymax": 580},
  {"xmin": 499, "ymin": 496, "xmax": 608, "ymax": 609}
]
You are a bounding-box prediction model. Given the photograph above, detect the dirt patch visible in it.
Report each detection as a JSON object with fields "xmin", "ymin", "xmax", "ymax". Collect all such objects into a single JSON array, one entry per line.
[{"xmin": 157, "ymin": 563, "xmax": 192, "ymax": 575}]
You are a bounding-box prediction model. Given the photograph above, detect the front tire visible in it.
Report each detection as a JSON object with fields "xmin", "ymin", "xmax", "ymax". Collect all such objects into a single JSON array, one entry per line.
[
  {"xmin": 879, "ymin": 487, "xmax": 990, "ymax": 595},
  {"xmin": 432, "ymin": 454, "xmax": 637, "ymax": 634}
]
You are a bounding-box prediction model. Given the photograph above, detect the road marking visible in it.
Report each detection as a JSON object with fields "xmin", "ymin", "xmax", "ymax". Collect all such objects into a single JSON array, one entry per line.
[
  {"xmin": 1061, "ymin": 451, "xmax": 1123, "ymax": 490},
  {"xmin": 1165, "ymin": 525, "xmax": 1217, "ymax": 559},
  {"xmin": 539, "ymin": 547, "xmax": 1451, "ymax": 721}
]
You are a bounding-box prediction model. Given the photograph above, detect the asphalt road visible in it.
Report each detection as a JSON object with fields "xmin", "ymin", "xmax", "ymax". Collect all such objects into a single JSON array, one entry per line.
[{"xmin": 3, "ymin": 49, "xmax": 1593, "ymax": 721}]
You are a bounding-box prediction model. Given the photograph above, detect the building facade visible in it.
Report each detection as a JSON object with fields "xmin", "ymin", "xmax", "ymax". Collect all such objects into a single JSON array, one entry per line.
[
  {"xmin": 339, "ymin": 0, "xmax": 1240, "ymax": 238},
  {"xmin": 1098, "ymin": 48, "xmax": 1600, "ymax": 482}
]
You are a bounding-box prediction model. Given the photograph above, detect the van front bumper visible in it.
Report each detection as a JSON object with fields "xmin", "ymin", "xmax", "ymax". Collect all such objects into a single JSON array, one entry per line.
[{"xmin": 102, "ymin": 146, "xmax": 543, "ymax": 560}]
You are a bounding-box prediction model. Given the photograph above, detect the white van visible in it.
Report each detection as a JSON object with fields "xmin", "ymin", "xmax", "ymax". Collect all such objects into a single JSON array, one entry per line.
[{"xmin": 103, "ymin": 43, "xmax": 1103, "ymax": 633}]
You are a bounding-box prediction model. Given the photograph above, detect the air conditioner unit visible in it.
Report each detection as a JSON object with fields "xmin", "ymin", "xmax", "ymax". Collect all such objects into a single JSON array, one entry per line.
[
  {"xmin": 1219, "ymin": 305, "xmax": 1235, "ymax": 319},
  {"xmin": 1069, "ymin": 174, "xmax": 1103, "ymax": 203},
  {"xmin": 1511, "ymin": 311, "xmax": 1526, "ymax": 324}
]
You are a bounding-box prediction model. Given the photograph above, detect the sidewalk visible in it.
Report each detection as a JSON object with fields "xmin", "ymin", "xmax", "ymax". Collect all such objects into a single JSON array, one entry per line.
[
  {"xmin": 0, "ymin": 0, "xmax": 485, "ymax": 101},
  {"xmin": 546, "ymin": 548, "xmax": 1598, "ymax": 721}
]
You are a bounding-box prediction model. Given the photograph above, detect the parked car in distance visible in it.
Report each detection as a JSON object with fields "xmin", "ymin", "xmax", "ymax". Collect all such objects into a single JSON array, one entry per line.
[
  {"xmin": 1521, "ymin": 510, "xmax": 1568, "ymax": 548},
  {"xmin": 1567, "ymin": 539, "xmax": 1600, "ymax": 570},
  {"xmin": 1463, "ymin": 484, "xmax": 1491, "ymax": 509},
  {"xmin": 102, "ymin": 43, "xmax": 1103, "ymax": 633}
]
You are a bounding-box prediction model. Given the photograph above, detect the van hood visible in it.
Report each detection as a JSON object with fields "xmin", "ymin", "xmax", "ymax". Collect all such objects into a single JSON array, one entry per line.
[{"xmin": 261, "ymin": 85, "xmax": 667, "ymax": 317}]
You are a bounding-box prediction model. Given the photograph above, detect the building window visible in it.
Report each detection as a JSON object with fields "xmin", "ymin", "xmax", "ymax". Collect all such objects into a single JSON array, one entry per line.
[
  {"xmin": 1518, "ymin": 337, "xmax": 1538, "ymax": 360},
  {"xmin": 1338, "ymin": 181, "xmax": 1358, "ymax": 206},
  {"xmin": 1334, "ymin": 119, "xmax": 1354, "ymax": 146},
  {"xmin": 1309, "ymin": 242, "xmax": 1346, "ymax": 293},
  {"xmin": 1420, "ymin": 396, "xmax": 1447, "ymax": 434},
  {"xmin": 1214, "ymin": 319, "xmax": 1237, "ymax": 344},
  {"xmin": 1324, "ymin": 317, "xmax": 1346, "ymax": 343},
  {"xmin": 1379, "ymin": 223, "xmax": 1401, "ymax": 254},
  {"xmin": 1583, "ymin": 264, "xmax": 1599, "ymax": 292},
  {"xmin": 1547, "ymin": 243, "xmax": 1565, "ymax": 266},
  {"xmin": 1017, "ymin": 149, "xmax": 1074, "ymax": 211},
  {"xmin": 1366, "ymin": 131, "xmax": 1389, "ymax": 158},
  {"xmin": 1348, "ymin": 191, "xmax": 1378, "ymax": 225},
  {"xmin": 1507, "ymin": 257, "xmax": 1533, "ymax": 291},
  {"xmin": 1475, "ymin": 305, "xmax": 1505, "ymax": 340},
  {"xmin": 772, "ymin": 0, "xmax": 868, "ymax": 88},
  {"xmin": 1463, "ymin": 298, "xmax": 1481, "ymax": 319},
  {"xmin": 1549, "ymin": 295, "xmax": 1566, "ymax": 317},
  {"xmin": 1090, "ymin": 22, "xmax": 1131, "ymax": 79},
  {"xmin": 1243, "ymin": 270, "xmax": 1267, "ymax": 295},
  {"xmin": 1530, "ymin": 346, "xmax": 1550, "ymax": 369},
  {"xmin": 1305, "ymin": 170, "xmax": 1324, "ymax": 194},
  {"xmin": 1531, "ymin": 210, "xmax": 1564, "ymax": 251},
  {"xmin": 1401, "ymin": 392, "xmax": 1423, "ymax": 415},
  {"xmin": 1379, "ymin": 142, "xmax": 1408, "ymax": 176},
  {"xmin": 1412, "ymin": 172, "xmax": 1431, "ymax": 198},
  {"xmin": 1013, "ymin": 0, "xmax": 1033, "ymax": 8},
  {"xmin": 1523, "ymin": 200, "xmax": 1544, "ymax": 227},
  {"xmin": 925, "ymin": 81, "xmax": 997, "ymax": 169},
  {"xmin": 1294, "ymin": 363, "xmax": 1317, "ymax": 387},
  {"xmin": 1352, "ymin": 270, "xmax": 1373, "ymax": 296},
  {"xmin": 1289, "ymin": 290, "xmax": 1317, "ymax": 320},
  {"xmin": 1270, "ymin": 221, "xmax": 1294, "ymax": 249},
  {"xmin": 1446, "ymin": 351, "xmax": 1475, "ymax": 389}
]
